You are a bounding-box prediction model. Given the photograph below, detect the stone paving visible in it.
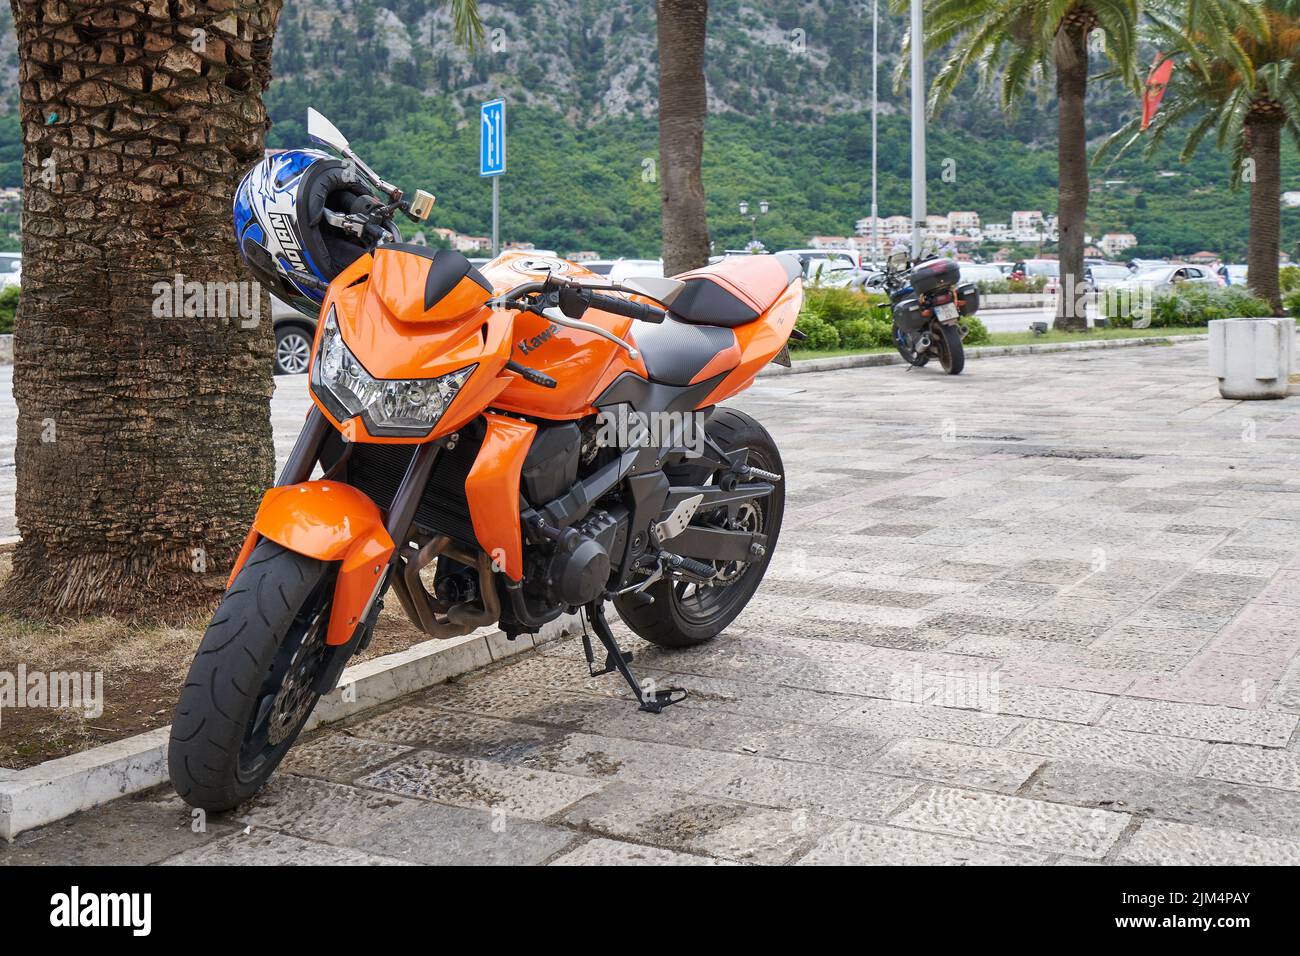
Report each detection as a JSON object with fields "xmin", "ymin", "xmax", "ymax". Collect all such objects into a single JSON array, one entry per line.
[{"xmin": 5, "ymin": 338, "xmax": 1300, "ymax": 865}]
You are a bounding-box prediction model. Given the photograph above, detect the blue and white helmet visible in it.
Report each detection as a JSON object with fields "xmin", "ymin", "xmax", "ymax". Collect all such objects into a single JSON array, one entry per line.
[{"xmin": 233, "ymin": 149, "xmax": 399, "ymax": 318}]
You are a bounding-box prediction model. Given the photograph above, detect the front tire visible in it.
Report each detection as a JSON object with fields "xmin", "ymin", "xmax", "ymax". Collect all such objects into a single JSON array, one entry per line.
[
  {"xmin": 893, "ymin": 323, "xmax": 930, "ymax": 367},
  {"xmin": 613, "ymin": 408, "xmax": 784, "ymax": 648},
  {"xmin": 169, "ymin": 540, "xmax": 334, "ymax": 811}
]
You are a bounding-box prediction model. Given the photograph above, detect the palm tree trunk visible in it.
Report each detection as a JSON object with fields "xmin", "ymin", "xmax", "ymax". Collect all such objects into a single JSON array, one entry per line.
[
  {"xmin": 2, "ymin": 1, "xmax": 282, "ymax": 619},
  {"xmin": 1245, "ymin": 112, "xmax": 1283, "ymax": 314},
  {"xmin": 1053, "ymin": 22, "xmax": 1090, "ymax": 332},
  {"xmin": 657, "ymin": 0, "xmax": 711, "ymax": 277}
]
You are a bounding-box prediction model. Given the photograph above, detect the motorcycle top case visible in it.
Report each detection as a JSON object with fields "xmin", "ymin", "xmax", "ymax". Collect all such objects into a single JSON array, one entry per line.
[
  {"xmin": 910, "ymin": 257, "xmax": 961, "ymax": 295},
  {"xmin": 893, "ymin": 297, "xmax": 926, "ymax": 334}
]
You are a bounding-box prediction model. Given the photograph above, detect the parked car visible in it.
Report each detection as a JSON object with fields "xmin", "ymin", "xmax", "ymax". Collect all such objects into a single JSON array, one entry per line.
[
  {"xmin": 777, "ymin": 248, "xmax": 861, "ymax": 272},
  {"xmin": 1116, "ymin": 264, "xmax": 1220, "ymax": 295},
  {"xmin": 1084, "ymin": 263, "xmax": 1132, "ymax": 289},
  {"xmin": 0, "ymin": 252, "xmax": 21, "ymax": 290},
  {"xmin": 1010, "ymin": 258, "xmax": 1060, "ymax": 292},
  {"xmin": 1126, "ymin": 258, "xmax": 1168, "ymax": 273},
  {"xmin": 605, "ymin": 258, "xmax": 664, "ymax": 283},
  {"xmin": 958, "ymin": 262, "xmax": 1005, "ymax": 285},
  {"xmin": 271, "ymin": 295, "xmax": 316, "ymax": 375},
  {"xmin": 1217, "ymin": 264, "xmax": 1247, "ymax": 286}
]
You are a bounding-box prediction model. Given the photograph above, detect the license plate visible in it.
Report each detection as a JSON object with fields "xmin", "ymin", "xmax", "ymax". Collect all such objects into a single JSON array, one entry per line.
[{"xmin": 936, "ymin": 301, "xmax": 960, "ymax": 322}]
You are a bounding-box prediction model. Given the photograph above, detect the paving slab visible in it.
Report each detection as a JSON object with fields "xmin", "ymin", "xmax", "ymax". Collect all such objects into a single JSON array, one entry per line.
[
  {"xmin": 889, "ymin": 785, "xmax": 1131, "ymax": 859},
  {"xmin": 1117, "ymin": 818, "xmax": 1300, "ymax": 866},
  {"xmin": 9, "ymin": 338, "xmax": 1300, "ymax": 865}
]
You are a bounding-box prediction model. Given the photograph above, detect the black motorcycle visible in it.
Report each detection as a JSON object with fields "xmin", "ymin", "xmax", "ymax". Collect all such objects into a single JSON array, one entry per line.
[{"xmin": 870, "ymin": 252, "xmax": 979, "ymax": 375}]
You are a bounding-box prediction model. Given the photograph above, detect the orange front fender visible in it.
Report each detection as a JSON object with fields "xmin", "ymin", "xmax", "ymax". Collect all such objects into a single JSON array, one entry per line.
[{"xmin": 229, "ymin": 481, "xmax": 395, "ymax": 646}]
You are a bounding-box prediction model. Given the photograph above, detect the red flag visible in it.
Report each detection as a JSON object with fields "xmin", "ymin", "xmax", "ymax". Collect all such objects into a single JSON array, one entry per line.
[{"xmin": 1142, "ymin": 55, "xmax": 1174, "ymax": 129}]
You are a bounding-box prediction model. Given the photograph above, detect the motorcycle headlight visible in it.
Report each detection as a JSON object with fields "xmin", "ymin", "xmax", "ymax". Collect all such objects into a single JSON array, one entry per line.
[{"xmin": 310, "ymin": 306, "xmax": 475, "ymax": 437}]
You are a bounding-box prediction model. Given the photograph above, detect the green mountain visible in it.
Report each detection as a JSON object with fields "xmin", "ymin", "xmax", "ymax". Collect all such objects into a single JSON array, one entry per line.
[{"xmin": 1, "ymin": 0, "xmax": 1296, "ymax": 258}]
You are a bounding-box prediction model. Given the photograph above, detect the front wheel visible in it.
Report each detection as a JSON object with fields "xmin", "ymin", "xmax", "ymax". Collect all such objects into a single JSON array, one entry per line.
[
  {"xmin": 613, "ymin": 408, "xmax": 784, "ymax": 648},
  {"xmin": 934, "ymin": 322, "xmax": 965, "ymax": 375},
  {"xmin": 169, "ymin": 540, "xmax": 335, "ymax": 811},
  {"xmin": 893, "ymin": 323, "xmax": 930, "ymax": 367}
]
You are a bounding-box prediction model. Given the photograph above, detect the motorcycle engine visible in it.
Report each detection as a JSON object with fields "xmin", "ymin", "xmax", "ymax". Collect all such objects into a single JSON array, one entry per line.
[{"xmin": 543, "ymin": 507, "xmax": 628, "ymax": 607}]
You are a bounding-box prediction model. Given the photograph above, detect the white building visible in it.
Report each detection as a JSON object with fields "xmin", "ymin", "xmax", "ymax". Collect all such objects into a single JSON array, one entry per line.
[
  {"xmin": 1011, "ymin": 210, "xmax": 1044, "ymax": 232},
  {"xmin": 948, "ymin": 211, "xmax": 980, "ymax": 233},
  {"xmin": 1100, "ymin": 232, "xmax": 1138, "ymax": 257},
  {"xmin": 809, "ymin": 236, "xmax": 855, "ymax": 250}
]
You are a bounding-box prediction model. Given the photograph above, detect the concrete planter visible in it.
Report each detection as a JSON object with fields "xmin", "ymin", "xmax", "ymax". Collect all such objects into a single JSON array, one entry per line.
[{"xmin": 1208, "ymin": 318, "xmax": 1296, "ymax": 400}]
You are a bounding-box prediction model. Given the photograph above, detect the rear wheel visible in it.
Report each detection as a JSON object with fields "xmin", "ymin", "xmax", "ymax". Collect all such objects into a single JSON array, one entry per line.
[
  {"xmin": 169, "ymin": 540, "xmax": 335, "ymax": 811},
  {"xmin": 614, "ymin": 408, "xmax": 784, "ymax": 648},
  {"xmin": 934, "ymin": 321, "xmax": 965, "ymax": 375}
]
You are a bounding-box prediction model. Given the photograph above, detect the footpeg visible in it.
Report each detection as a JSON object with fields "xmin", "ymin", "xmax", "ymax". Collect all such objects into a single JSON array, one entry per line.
[
  {"xmin": 663, "ymin": 552, "xmax": 716, "ymax": 579},
  {"xmin": 582, "ymin": 601, "xmax": 687, "ymax": 713}
]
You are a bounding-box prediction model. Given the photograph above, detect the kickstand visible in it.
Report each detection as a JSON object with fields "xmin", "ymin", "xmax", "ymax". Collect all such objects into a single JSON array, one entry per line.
[{"xmin": 581, "ymin": 602, "xmax": 687, "ymax": 714}]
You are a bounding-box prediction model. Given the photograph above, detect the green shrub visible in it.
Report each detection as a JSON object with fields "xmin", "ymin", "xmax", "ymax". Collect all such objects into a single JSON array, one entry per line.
[
  {"xmin": 796, "ymin": 286, "xmax": 888, "ymax": 350},
  {"xmin": 976, "ymin": 276, "xmax": 1047, "ymax": 295},
  {"xmin": 1285, "ymin": 288, "xmax": 1300, "ymax": 318},
  {"xmin": 795, "ymin": 313, "xmax": 840, "ymax": 350},
  {"xmin": 1103, "ymin": 284, "xmax": 1271, "ymax": 328},
  {"xmin": 1280, "ymin": 266, "xmax": 1300, "ymax": 295},
  {"xmin": 838, "ymin": 317, "xmax": 893, "ymax": 349},
  {"xmin": 962, "ymin": 315, "xmax": 991, "ymax": 345},
  {"xmin": 0, "ymin": 285, "xmax": 17, "ymax": 334}
]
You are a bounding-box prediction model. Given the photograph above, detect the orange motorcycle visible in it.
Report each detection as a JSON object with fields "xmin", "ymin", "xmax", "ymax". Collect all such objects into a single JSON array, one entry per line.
[{"xmin": 170, "ymin": 110, "xmax": 803, "ymax": 810}]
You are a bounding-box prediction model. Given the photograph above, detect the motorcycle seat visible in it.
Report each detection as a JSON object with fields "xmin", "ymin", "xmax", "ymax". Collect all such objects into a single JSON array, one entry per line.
[
  {"xmin": 668, "ymin": 253, "xmax": 802, "ymax": 327},
  {"xmin": 632, "ymin": 317, "xmax": 740, "ymax": 386}
]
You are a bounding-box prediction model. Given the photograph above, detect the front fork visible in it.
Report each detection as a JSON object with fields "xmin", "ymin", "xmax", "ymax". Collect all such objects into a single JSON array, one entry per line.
[{"xmin": 268, "ymin": 408, "xmax": 445, "ymax": 694}]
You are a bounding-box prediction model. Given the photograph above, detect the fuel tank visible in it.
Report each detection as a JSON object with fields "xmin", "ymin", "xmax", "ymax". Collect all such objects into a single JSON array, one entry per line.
[{"xmin": 479, "ymin": 252, "xmax": 650, "ymax": 419}]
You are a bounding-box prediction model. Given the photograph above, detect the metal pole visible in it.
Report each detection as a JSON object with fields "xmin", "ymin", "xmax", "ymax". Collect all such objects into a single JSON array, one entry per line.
[
  {"xmin": 491, "ymin": 176, "xmax": 499, "ymax": 257},
  {"xmin": 910, "ymin": 0, "xmax": 926, "ymax": 259},
  {"xmin": 871, "ymin": 0, "xmax": 878, "ymax": 269}
]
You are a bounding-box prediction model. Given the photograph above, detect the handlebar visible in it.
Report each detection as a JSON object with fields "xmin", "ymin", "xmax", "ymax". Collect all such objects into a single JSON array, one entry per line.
[{"xmin": 581, "ymin": 291, "xmax": 666, "ymax": 324}]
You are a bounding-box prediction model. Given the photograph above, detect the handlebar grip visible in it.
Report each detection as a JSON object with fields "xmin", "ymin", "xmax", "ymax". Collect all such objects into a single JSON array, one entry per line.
[{"xmin": 587, "ymin": 292, "xmax": 667, "ymax": 324}]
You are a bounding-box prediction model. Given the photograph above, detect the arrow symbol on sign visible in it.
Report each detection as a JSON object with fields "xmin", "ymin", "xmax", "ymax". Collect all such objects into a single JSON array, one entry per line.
[{"xmin": 483, "ymin": 112, "xmax": 496, "ymax": 166}]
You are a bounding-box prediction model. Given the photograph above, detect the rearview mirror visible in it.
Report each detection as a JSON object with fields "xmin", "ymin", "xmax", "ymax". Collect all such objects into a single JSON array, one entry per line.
[
  {"xmin": 307, "ymin": 108, "xmax": 350, "ymax": 153},
  {"xmin": 408, "ymin": 189, "xmax": 436, "ymax": 221},
  {"xmin": 888, "ymin": 250, "xmax": 909, "ymax": 271}
]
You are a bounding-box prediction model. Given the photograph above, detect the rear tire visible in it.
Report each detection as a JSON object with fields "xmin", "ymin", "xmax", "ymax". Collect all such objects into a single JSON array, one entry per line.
[
  {"xmin": 169, "ymin": 540, "xmax": 334, "ymax": 811},
  {"xmin": 613, "ymin": 408, "xmax": 784, "ymax": 648},
  {"xmin": 935, "ymin": 322, "xmax": 965, "ymax": 375}
]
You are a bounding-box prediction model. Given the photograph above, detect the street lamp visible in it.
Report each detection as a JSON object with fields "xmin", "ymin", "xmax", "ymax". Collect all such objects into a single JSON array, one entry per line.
[
  {"xmin": 739, "ymin": 200, "xmax": 770, "ymax": 244},
  {"xmin": 910, "ymin": 0, "xmax": 926, "ymax": 259}
]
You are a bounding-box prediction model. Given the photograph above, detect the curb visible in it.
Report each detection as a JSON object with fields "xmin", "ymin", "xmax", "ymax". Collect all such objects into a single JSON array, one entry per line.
[
  {"xmin": 0, "ymin": 613, "xmax": 578, "ymax": 841},
  {"xmin": 762, "ymin": 333, "xmax": 1209, "ymax": 376}
]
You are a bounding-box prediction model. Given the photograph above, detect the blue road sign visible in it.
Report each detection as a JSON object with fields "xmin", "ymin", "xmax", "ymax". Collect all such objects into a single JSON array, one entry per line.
[{"xmin": 480, "ymin": 99, "xmax": 506, "ymax": 177}]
